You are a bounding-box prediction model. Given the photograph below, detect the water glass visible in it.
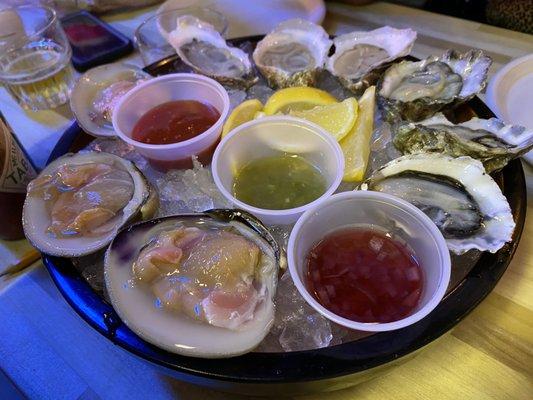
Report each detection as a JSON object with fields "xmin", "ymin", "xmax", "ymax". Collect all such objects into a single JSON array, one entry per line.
[
  {"xmin": 135, "ymin": 7, "xmax": 228, "ymax": 67},
  {"xmin": 0, "ymin": 6, "xmax": 75, "ymax": 111}
]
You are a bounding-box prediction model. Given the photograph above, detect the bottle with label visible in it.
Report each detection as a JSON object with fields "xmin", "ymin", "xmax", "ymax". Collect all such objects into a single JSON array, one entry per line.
[{"xmin": 0, "ymin": 112, "xmax": 37, "ymax": 240}]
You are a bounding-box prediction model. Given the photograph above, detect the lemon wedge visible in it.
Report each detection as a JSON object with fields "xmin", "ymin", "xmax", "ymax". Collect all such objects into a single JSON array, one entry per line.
[
  {"xmin": 222, "ymin": 99, "xmax": 263, "ymax": 137},
  {"xmin": 263, "ymin": 87, "xmax": 337, "ymax": 115},
  {"xmin": 339, "ymin": 86, "xmax": 376, "ymax": 182},
  {"xmin": 290, "ymin": 97, "xmax": 358, "ymax": 141}
]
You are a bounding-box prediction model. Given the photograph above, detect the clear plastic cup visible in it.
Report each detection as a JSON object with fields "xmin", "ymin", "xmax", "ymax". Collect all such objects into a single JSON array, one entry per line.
[
  {"xmin": 287, "ymin": 191, "xmax": 451, "ymax": 331},
  {"xmin": 135, "ymin": 7, "xmax": 228, "ymax": 67},
  {"xmin": 112, "ymin": 73, "xmax": 230, "ymax": 171},
  {"xmin": 211, "ymin": 116, "xmax": 344, "ymax": 225}
]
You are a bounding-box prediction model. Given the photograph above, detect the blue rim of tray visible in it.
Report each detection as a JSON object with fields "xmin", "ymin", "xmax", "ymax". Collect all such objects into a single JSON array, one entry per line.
[{"xmin": 41, "ymin": 35, "xmax": 527, "ymax": 384}]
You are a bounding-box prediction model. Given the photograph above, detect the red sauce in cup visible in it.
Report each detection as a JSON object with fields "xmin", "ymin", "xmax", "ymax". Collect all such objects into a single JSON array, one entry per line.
[
  {"xmin": 131, "ymin": 100, "xmax": 220, "ymax": 145},
  {"xmin": 306, "ymin": 227, "xmax": 423, "ymax": 323}
]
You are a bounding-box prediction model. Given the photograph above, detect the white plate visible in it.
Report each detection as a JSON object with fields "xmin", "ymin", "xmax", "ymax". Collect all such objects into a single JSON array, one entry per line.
[
  {"xmin": 157, "ymin": 0, "xmax": 326, "ymax": 38},
  {"xmin": 486, "ymin": 53, "xmax": 533, "ymax": 164}
]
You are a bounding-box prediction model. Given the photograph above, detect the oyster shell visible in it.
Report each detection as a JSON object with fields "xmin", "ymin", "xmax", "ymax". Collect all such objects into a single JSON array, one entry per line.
[
  {"xmin": 168, "ymin": 16, "xmax": 255, "ymax": 87},
  {"xmin": 23, "ymin": 152, "xmax": 158, "ymax": 258},
  {"xmin": 327, "ymin": 26, "xmax": 416, "ymax": 94},
  {"xmin": 363, "ymin": 153, "xmax": 515, "ymax": 254},
  {"xmin": 253, "ymin": 19, "xmax": 331, "ymax": 88},
  {"xmin": 104, "ymin": 210, "xmax": 281, "ymax": 358},
  {"xmin": 70, "ymin": 63, "xmax": 150, "ymax": 137},
  {"xmin": 393, "ymin": 113, "xmax": 533, "ymax": 172},
  {"xmin": 378, "ymin": 49, "xmax": 492, "ymax": 122}
]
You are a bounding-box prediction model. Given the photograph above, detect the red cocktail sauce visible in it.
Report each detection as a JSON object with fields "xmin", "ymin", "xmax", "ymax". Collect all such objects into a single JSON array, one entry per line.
[
  {"xmin": 131, "ymin": 100, "xmax": 220, "ymax": 145},
  {"xmin": 306, "ymin": 228, "xmax": 423, "ymax": 323}
]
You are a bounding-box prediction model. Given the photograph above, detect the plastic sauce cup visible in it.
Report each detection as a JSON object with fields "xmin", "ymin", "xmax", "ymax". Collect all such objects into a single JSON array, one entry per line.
[
  {"xmin": 287, "ymin": 191, "xmax": 451, "ymax": 331},
  {"xmin": 112, "ymin": 73, "xmax": 230, "ymax": 171},
  {"xmin": 211, "ymin": 116, "xmax": 345, "ymax": 225}
]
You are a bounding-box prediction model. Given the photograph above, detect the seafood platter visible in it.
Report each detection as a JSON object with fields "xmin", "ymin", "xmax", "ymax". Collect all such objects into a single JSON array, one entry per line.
[{"xmin": 25, "ymin": 16, "xmax": 531, "ymax": 394}]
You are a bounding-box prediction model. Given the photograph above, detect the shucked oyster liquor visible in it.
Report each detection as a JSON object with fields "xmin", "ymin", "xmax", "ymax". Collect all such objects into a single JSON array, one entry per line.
[
  {"xmin": 168, "ymin": 16, "xmax": 255, "ymax": 87},
  {"xmin": 253, "ymin": 19, "xmax": 331, "ymax": 88},
  {"xmin": 23, "ymin": 152, "xmax": 158, "ymax": 258},
  {"xmin": 363, "ymin": 153, "xmax": 515, "ymax": 254},
  {"xmin": 327, "ymin": 26, "xmax": 416, "ymax": 94},
  {"xmin": 394, "ymin": 113, "xmax": 533, "ymax": 173},
  {"xmin": 378, "ymin": 49, "xmax": 492, "ymax": 122},
  {"xmin": 104, "ymin": 210, "xmax": 281, "ymax": 358}
]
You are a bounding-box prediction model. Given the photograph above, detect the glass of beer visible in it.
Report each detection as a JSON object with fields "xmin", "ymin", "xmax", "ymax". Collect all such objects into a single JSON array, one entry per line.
[{"xmin": 0, "ymin": 6, "xmax": 76, "ymax": 111}]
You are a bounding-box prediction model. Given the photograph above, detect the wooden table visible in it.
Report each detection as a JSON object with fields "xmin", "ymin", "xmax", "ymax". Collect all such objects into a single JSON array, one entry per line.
[{"xmin": 0, "ymin": 2, "xmax": 531, "ymax": 399}]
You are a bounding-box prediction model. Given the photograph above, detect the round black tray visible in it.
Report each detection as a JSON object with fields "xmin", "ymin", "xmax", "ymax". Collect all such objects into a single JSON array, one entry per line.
[{"xmin": 41, "ymin": 36, "xmax": 527, "ymax": 395}]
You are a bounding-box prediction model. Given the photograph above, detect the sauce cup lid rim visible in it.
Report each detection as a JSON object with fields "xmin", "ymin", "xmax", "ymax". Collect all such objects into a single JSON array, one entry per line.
[
  {"xmin": 111, "ymin": 73, "xmax": 230, "ymax": 150},
  {"xmin": 211, "ymin": 115, "xmax": 345, "ymax": 216},
  {"xmin": 287, "ymin": 190, "xmax": 452, "ymax": 331}
]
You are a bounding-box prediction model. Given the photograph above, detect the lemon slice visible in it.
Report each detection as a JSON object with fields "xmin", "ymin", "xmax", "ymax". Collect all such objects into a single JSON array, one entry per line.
[
  {"xmin": 339, "ymin": 86, "xmax": 376, "ymax": 182},
  {"xmin": 263, "ymin": 87, "xmax": 337, "ymax": 115},
  {"xmin": 290, "ymin": 97, "xmax": 358, "ymax": 141},
  {"xmin": 222, "ymin": 99, "xmax": 263, "ymax": 137}
]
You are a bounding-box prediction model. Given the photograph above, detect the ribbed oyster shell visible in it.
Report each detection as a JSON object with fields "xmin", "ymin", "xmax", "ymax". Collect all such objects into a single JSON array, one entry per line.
[
  {"xmin": 168, "ymin": 16, "xmax": 255, "ymax": 87},
  {"xmin": 327, "ymin": 26, "xmax": 416, "ymax": 94},
  {"xmin": 252, "ymin": 19, "xmax": 331, "ymax": 88},
  {"xmin": 362, "ymin": 153, "xmax": 515, "ymax": 254},
  {"xmin": 378, "ymin": 49, "xmax": 492, "ymax": 122},
  {"xmin": 393, "ymin": 113, "xmax": 533, "ymax": 172}
]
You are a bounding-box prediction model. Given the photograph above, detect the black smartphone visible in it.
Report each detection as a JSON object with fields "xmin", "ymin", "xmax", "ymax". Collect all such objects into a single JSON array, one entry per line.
[{"xmin": 61, "ymin": 11, "xmax": 133, "ymax": 72}]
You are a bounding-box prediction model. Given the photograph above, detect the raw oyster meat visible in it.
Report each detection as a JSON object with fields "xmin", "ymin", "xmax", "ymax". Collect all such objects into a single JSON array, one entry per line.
[
  {"xmin": 168, "ymin": 16, "xmax": 255, "ymax": 87},
  {"xmin": 363, "ymin": 153, "xmax": 515, "ymax": 254},
  {"xmin": 253, "ymin": 19, "xmax": 331, "ymax": 88},
  {"xmin": 70, "ymin": 63, "xmax": 150, "ymax": 137},
  {"xmin": 23, "ymin": 152, "xmax": 158, "ymax": 257},
  {"xmin": 327, "ymin": 26, "xmax": 416, "ymax": 94},
  {"xmin": 394, "ymin": 113, "xmax": 533, "ymax": 172},
  {"xmin": 378, "ymin": 49, "xmax": 492, "ymax": 122},
  {"xmin": 104, "ymin": 211, "xmax": 281, "ymax": 358}
]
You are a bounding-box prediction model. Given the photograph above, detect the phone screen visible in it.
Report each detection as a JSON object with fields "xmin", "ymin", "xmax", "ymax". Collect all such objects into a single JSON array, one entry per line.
[{"xmin": 62, "ymin": 14, "xmax": 126, "ymax": 61}]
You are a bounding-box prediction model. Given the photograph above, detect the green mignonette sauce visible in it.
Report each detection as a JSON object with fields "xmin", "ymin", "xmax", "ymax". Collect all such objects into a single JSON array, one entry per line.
[{"xmin": 233, "ymin": 153, "xmax": 327, "ymax": 210}]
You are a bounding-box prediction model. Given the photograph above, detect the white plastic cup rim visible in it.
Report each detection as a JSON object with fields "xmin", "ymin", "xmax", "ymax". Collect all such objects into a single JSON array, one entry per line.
[
  {"xmin": 112, "ymin": 73, "xmax": 230, "ymax": 151},
  {"xmin": 211, "ymin": 115, "xmax": 345, "ymax": 222},
  {"xmin": 287, "ymin": 190, "xmax": 452, "ymax": 332}
]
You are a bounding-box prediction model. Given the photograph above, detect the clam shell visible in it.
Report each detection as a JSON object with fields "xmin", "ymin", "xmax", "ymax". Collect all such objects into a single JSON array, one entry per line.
[
  {"xmin": 70, "ymin": 63, "xmax": 150, "ymax": 138},
  {"xmin": 104, "ymin": 210, "xmax": 282, "ymax": 358},
  {"xmin": 23, "ymin": 152, "xmax": 157, "ymax": 258}
]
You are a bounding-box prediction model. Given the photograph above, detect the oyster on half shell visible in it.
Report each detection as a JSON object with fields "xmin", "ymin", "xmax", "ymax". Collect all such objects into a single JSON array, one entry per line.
[
  {"xmin": 253, "ymin": 19, "xmax": 332, "ymax": 88},
  {"xmin": 104, "ymin": 210, "xmax": 281, "ymax": 358},
  {"xmin": 362, "ymin": 153, "xmax": 515, "ymax": 254},
  {"xmin": 168, "ymin": 16, "xmax": 255, "ymax": 87},
  {"xmin": 327, "ymin": 26, "xmax": 416, "ymax": 94},
  {"xmin": 394, "ymin": 113, "xmax": 533, "ymax": 173},
  {"xmin": 378, "ymin": 50, "xmax": 492, "ymax": 122},
  {"xmin": 23, "ymin": 152, "xmax": 158, "ymax": 258}
]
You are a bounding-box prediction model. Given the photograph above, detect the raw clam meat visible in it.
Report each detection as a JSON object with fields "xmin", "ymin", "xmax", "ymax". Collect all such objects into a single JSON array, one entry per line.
[
  {"xmin": 23, "ymin": 152, "xmax": 158, "ymax": 258},
  {"xmin": 378, "ymin": 49, "xmax": 492, "ymax": 122},
  {"xmin": 104, "ymin": 210, "xmax": 281, "ymax": 358},
  {"xmin": 253, "ymin": 19, "xmax": 331, "ymax": 88},
  {"xmin": 362, "ymin": 153, "xmax": 515, "ymax": 254},
  {"xmin": 394, "ymin": 113, "xmax": 533, "ymax": 172},
  {"xmin": 327, "ymin": 26, "xmax": 416, "ymax": 94},
  {"xmin": 70, "ymin": 63, "xmax": 150, "ymax": 137},
  {"xmin": 168, "ymin": 16, "xmax": 255, "ymax": 87}
]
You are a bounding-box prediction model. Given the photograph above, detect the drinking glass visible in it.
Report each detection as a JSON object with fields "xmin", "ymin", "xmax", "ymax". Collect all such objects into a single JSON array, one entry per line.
[
  {"xmin": 0, "ymin": 6, "xmax": 76, "ymax": 111},
  {"xmin": 135, "ymin": 7, "xmax": 228, "ymax": 67}
]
